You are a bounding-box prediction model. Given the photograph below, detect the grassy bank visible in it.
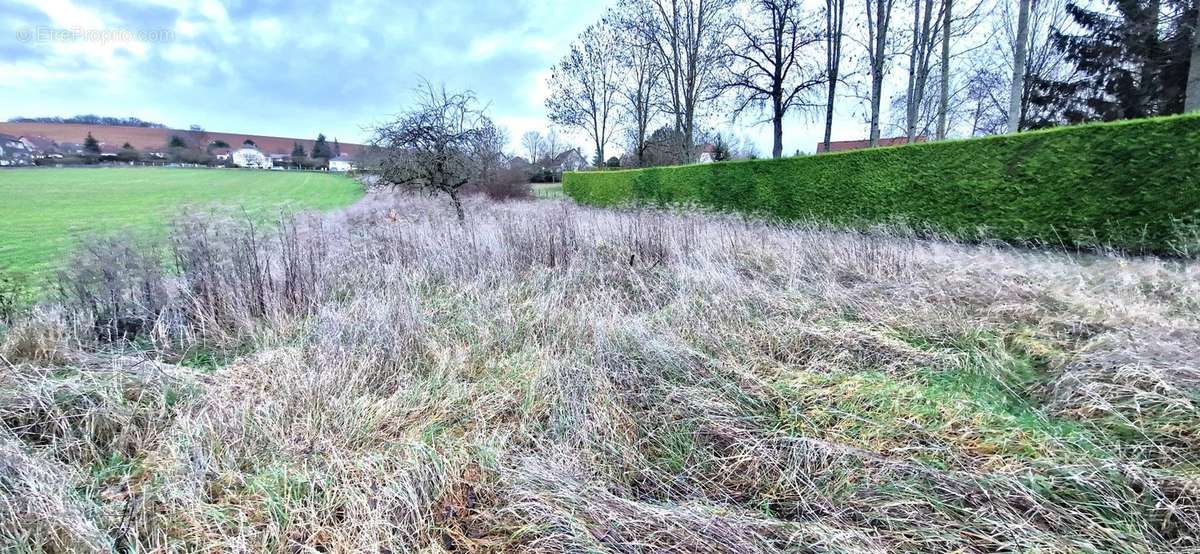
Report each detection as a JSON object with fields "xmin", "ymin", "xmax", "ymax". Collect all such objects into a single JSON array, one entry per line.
[
  {"xmin": 0, "ymin": 167, "xmax": 362, "ymax": 278},
  {"xmin": 2, "ymin": 195, "xmax": 1197, "ymax": 551}
]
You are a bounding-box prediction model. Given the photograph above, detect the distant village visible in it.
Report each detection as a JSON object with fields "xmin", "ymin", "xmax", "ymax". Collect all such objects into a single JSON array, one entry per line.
[
  {"xmin": 0, "ymin": 126, "xmax": 359, "ymax": 172},
  {"xmin": 0, "ymin": 122, "xmax": 597, "ymax": 182}
]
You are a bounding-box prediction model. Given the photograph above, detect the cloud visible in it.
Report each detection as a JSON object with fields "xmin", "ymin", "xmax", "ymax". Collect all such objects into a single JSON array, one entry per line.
[
  {"xmin": 0, "ymin": 0, "xmax": 614, "ymax": 152},
  {"xmin": 0, "ymin": 0, "xmax": 870, "ymax": 156}
]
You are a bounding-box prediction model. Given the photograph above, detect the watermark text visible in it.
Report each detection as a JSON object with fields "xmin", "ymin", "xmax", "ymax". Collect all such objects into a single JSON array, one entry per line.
[{"xmin": 15, "ymin": 26, "xmax": 175, "ymax": 44}]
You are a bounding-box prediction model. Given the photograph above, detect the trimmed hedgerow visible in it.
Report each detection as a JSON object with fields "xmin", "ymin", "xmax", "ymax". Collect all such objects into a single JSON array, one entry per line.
[{"xmin": 564, "ymin": 114, "xmax": 1200, "ymax": 254}]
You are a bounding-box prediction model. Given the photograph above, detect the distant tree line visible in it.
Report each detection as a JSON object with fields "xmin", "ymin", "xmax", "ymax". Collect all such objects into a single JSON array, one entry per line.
[{"xmin": 8, "ymin": 115, "xmax": 167, "ymax": 128}]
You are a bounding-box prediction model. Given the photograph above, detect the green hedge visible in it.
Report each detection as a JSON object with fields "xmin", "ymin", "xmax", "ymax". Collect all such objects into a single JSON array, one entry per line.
[{"xmin": 564, "ymin": 114, "xmax": 1200, "ymax": 254}]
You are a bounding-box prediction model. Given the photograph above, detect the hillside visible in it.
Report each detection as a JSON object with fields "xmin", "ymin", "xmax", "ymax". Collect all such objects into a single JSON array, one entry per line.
[{"xmin": 0, "ymin": 122, "xmax": 365, "ymax": 155}]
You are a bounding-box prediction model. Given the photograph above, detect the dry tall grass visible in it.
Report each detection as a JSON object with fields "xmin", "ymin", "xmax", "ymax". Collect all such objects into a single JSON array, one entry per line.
[{"xmin": 2, "ymin": 194, "xmax": 1198, "ymax": 552}]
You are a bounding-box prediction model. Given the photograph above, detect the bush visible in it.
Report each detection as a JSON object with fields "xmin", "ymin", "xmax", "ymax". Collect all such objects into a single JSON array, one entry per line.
[
  {"xmin": 475, "ymin": 168, "xmax": 533, "ymax": 200},
  {"xmin": 564, "ymin": 114, "xmax": 1200, "ymax": 254},
  {"xmin": 0, "ymin": 269, "xmax": 31, "ymax": 325}
]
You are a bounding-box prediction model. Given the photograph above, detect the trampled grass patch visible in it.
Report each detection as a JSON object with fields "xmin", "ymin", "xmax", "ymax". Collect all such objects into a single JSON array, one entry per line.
[{"xmin": 0, "ymin": 167, "xmax": 362, "ymax": 279}]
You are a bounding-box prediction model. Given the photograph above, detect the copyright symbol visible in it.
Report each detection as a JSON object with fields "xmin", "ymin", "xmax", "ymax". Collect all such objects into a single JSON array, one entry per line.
[{"xmin": 15, "ymin": 27, "xmax": 33, "ymax": 43}]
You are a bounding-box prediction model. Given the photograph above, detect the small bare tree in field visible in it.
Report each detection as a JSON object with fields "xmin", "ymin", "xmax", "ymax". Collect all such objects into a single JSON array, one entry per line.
[{"xmin": 371, "ymin": 81, "xmax": 497, "ymax": 222}]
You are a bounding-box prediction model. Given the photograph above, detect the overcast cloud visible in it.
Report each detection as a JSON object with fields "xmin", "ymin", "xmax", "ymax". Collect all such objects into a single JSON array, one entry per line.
[{"xmin": 0, "ymin": 0, "xmax": 876, "ymax": 155}]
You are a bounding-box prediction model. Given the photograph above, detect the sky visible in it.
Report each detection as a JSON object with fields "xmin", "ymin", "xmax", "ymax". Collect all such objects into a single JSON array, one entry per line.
[{"xmin": 0, "ymin": 0, "xmax": 877, "ymax": 156}]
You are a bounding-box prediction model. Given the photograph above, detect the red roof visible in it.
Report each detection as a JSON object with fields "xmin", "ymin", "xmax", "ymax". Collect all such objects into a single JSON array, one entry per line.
[{"xmin": 816, "ymin": 136, "xmax": 927, "ymax": 153}]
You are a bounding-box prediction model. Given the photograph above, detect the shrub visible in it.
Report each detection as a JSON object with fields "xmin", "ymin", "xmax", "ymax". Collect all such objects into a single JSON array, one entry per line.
[
  {"xmin": 564, "ymin": 114, "xmax": 1200, "ymax": 254},
  {"xmin": 474, "ymin": 168, "xmax": 533, "ymax": 201},
  {"xmin": 0, "ymin": 269, "xmax": 31, "ymax": 325}
]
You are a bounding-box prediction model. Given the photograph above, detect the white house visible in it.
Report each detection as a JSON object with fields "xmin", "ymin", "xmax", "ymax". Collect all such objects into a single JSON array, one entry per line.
[
  {"xmin": 19, "ymin": 135, "xmax": 60, "ymax": 158},
  {"xmin": 232, "ymin": 146, "xmax": 272, "ymax": 168},
  {"xmin": 329, "ymin": 154, "xmax": 355, "ymax": 172},
  {"xmin": 0, "ymin": 133, "xmax": 33, "ymax": 166},
  {"xmin": 549, "ymin": 148, "xmax": 587, "ymax": 174}
]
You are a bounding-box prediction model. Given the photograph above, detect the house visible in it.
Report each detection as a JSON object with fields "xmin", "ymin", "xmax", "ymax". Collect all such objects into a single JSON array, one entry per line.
[
  {"xmin": 815, "ymin": 136, "xmax": 927, "ymax": 153},
  {"xmin": 232, "ymin": 145, "xmax": 272, "ymax": 168},
  {"xmin": 507, "ymin": 156, "xmax": 531, "ymax": 171},
  {"xmin": 697, "ymin": 143, "xmax": 717, "ymax": 163},
  {"xmin": 268, "ymin": 153, "xmax": 292, "ymax": 167},
  {"xmin": 57, "ymin": 142, "xmax": 85, "ymax": 155},
  {"xmin": 329, "ymin": 154, "xmax": 355, "ymax": 172},
  {"xmin": 19, "ymin": 135, "xmax": 60, "ymax": 158},
  {"xmin": 0, "ymin": 133, "xmax": 34, "ymax": 166},
  {"xmin": 548, "ymin": 148, "xmax": 587, "ymax": 174}
]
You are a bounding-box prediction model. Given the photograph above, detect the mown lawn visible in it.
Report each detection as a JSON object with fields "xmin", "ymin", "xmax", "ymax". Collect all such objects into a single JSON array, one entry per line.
[{"xmin": 0, "ymin": 167, "xmax": 362, "ymax": 280}]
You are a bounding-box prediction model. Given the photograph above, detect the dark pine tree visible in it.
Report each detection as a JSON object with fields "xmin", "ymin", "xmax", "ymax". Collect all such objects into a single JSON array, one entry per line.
[
  {"xmin": 332, "ymin": 138, "xmax": 341, "ymax": 156},
  {"xmin": 311, "ymin": 134, "xmax": 332, "ymax": 159},
  {"xmin": 292, "ymin": 142, "xmax": 307, "ymax": 158},
  {"xmin": 83, "ymin": 132, "xmax": 101, "ymax": 154},
  {"xmin": 168, "ymin": 135, "xmax": 187, "ymax": 148},
  {"xmin": 712, "ymin": 134, "xmax": 732, "ymax": 162},
  {"xmin": 1031, "ymin": 0, "xmax": 1196, "ymax": 126}
]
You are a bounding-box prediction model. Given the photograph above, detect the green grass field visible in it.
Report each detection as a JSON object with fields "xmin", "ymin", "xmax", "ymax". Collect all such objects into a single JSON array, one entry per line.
[
  {"xmin": 532, "ymin": 182, "xmax": 564, "ymax": 199},
  {"xmin": 0, "ymin": 167, "xmax": 362, "ymax": 279}
]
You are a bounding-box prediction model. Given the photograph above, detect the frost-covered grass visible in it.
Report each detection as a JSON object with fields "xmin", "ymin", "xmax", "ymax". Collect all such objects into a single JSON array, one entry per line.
[{"xmin": 2, "ymin": 193, "xmax": 1197, "ymax": 552}]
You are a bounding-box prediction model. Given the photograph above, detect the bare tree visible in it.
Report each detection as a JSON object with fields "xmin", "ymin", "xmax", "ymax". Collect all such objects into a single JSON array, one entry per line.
[
  {"xmin": 1010, "ymin": 0, "xmax": 1070, "ymax": 129},
  {"xmin": 822, "ymin": 0, "xmax": 847, "ymax": 152},
  {"xmin": 936, "ymin": 0, "xmax": 952, "ymax": 139},
  {"xmin": 904, "ymin": 0, "xmax": 949, "ymax": 143},
  {"xmin": 520, "ymin": 131, "xmax": 546, "ymax": 165},
  {"xmin": 865, "ymin": 0, "xmax": 900, "ymax": 146},
  {"xmin": 622, "ymin": 0, "xmax": 735, "ymax": 162},
  {"xmin": 612, "ymin": 10, "xmax": 662, "ymax": 166},
  {"xmin": 889, "ymin": 0, "xmax": 988, "ymax": 139},
  {"xmin": 185, "ymin": 124, "xmax": 212, "ymax": 154},
  {"xmin": 542, "ymin": 130, "xmax": 564, "ymax": 164},
  {"xmin": 1187, "ymin": 1, "xmax": 1200, "ymax": 112},
  {"xmin": 963, "ymin": 0, "xmax": 1068, "ymax": 132},
  {"xmin": 720, "ymin": 0, "xmax": 824, "ymax": 158},
  {"xmin": 1008, "ymin": 0, "xmax": 1032, "ymax": 132},
  {"xmin": 474, "ymin": 124, "xmax": 510, "ymax": 190},
  {"xmin": 547, "ymin": 21, "xmax": 621, "ymax": 167},
  {"xmin": 371, "ymin": 81, "xmax": 497, "ymax": 222},
  {"xmin": 964, "ymin": 65, "xmax": 1010, "ymax": 135}
]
